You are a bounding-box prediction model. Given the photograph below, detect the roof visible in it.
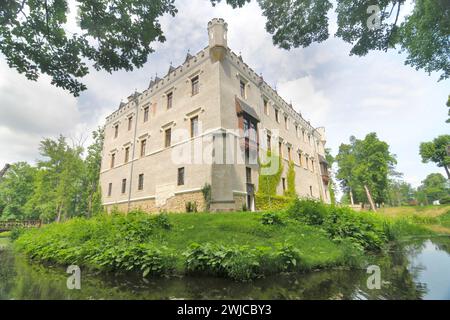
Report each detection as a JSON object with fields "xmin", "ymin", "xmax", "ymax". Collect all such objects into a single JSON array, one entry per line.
[{"xmin": 235, "ymin": 97, "xmax": 260, "ymax": 122}]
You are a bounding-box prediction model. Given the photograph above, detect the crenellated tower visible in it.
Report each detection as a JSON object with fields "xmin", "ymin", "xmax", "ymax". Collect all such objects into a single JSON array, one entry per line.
[{"xmin": 208, "ymin": 18, "xmax": 228, "ymax": 62}]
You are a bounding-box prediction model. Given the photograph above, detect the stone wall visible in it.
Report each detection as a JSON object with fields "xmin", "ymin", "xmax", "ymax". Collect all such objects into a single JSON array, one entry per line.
[{"xmin": 105, "ymin": 191, "xmax": 206, "ymax": 213}]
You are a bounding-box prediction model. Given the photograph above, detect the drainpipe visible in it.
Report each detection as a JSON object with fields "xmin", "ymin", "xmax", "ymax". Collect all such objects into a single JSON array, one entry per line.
[{"xmin": 127, "ymin": 93, "xmax": 140, "ymax": 213}]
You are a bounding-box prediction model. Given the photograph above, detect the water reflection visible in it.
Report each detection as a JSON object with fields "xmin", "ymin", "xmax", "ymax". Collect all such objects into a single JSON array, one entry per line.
[{"xmin": 1, "ymin": 237, "xmax": 449, "ymax": 300}]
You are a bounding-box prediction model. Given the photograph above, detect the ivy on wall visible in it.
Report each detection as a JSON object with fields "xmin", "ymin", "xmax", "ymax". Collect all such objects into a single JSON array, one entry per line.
[
  {"xmin": 257, "ymin": 150, "xmax": 283, "ymax": 196},
  {"xmin": 284, "ymin": 161, "xmax": 296, "ymax": 198}
]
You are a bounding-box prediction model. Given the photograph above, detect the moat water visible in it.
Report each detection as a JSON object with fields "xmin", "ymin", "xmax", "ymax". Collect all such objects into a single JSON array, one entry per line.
[{"xmin": 1, "ymin": 237, "xmax": 450, "ymax": 300}]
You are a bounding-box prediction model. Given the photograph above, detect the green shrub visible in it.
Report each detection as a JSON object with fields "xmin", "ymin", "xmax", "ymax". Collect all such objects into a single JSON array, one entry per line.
[
  {"xmin": 10, "ymin": 227, "xmax": 25, "ymax": 241},
  {"xmin": 255, "ymin": 194, "xmax": 294, "ymax": 211},
  {"xmin": 185, "ymin": 201, "xmax": 198, "ymax": 213},
  {"xmin": 260, "ymin": 212, "xmax": 284, "ymax": 226},
  {"xmin": 184, "ymin": 243, "xmax": 260, "ymax": 281},
  {"xmin": 287, "ymin": 198, "xmax": 328, "ymax": 225},
  {"xmin": 275, "ymin": 243, "xmax": 303, "ymax": 272},
  {"xmin": 155, "ymin": 213, "xmax": 172, "ymax": 230},
  {"xmin": 439, "ymin": 195, "xmax": 450, "ymax": 204}
]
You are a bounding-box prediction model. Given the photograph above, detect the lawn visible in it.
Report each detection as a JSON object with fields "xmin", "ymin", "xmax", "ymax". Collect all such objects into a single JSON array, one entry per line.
[{"xmin": 377, "ymin": 205, "xmax": 450, "ymax": 218}]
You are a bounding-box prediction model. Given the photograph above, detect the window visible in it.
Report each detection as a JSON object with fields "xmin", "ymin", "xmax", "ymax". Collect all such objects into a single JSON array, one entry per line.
[
  {"xmin": 240, "ymin": 80, "xmax": 246, "ymax": 98},
  {"xmin": 108, "ymin": 183, "xmax": 112, "ymax": 196},
  {"xmin": 282, "ymin": 178, "xmax": 286, "ymax": 192},
  {"xmin": 311, "ymin": 159, "xmax": 314, "ymax": 172},
  {"xmin": 310, "ymin": 186, "xmax": 313, "ymax": 197},
  {"xmin": 177, "ymin": 167, "xmax": 185, "ymax": 186},
  {"xmin": 308, "ymin": 135, "xmax": 311, "ymax": 145},
  {"xmin": 275, "ymin": 109, "xmax": 279, "ymax": 123},
  {"xmin": 165, "ymin": 128, "xmax": 171, "ymax": 147},
  {"xmin": 167, "ymin": 92, "xmax": 173, "ymax": 109},
  {"xmin": 298, "ymin": 153, "xmax": 303, "ymax": 166},
  {"xmin": 263, "ymin": 99, "xmax": 269, "ymax": 115},
  {"xmin": 110, "ymin": 153, "xmax": 115, "ymax": 168},
  {"xmin": 140, "ymin": 139, "xmax": 146, "ymax": 157},
  {"xmin": 295, "ymin": 125, "xmax": 298, "ymax": 137},
  {"xmin": 128, "ymin": 116, "xmax": 133, "ymax": 131},
  {"xmin": 278, "ymin": 141, "xmax": 282, "ymax": 157},
  {"xmin": 191, "ymin": 76, "xmax": 199, "ymax": 95},
  {"xmin": 143, "ymin": 106, "xmax": 149, "ymax": 122},
  {"xmin": 124, "ymin": 147, "xmax": 130, "ymax": 163},
  {"xmin": 121, "ymin": 179, "xmax": 127, "ymax": 194},
  {"xmin": 284, "ymin": 116, "xmax": 288, "ymax": 130},
  {"xmin": 246, "ymin": 167, "xmax": 252, "ymax": 183},
  {"xmin": 138, "ymin": 174, "xmax": 144, "ymax": 190},
  {"xmin": 114, "ymin": 124, "xmax": 119, "ymax": 138},
  {"xmin": 288, "ymin": 146, "xmax": 291, "ymax": 161},
  {"xmin": 243, "ymin": 118, "xmax": 249, "ymax": 138},
  {"xmin": 302, "ymin": 130, "xmax": 306, "ymax": 142},
  {"xmin": 190, "ymin": 116, "xmax": 199, "ymax": 138},
  {"xmin": 305, "ymin": 156, "xmax": 309, "ymax": 170},
  {"xmin": 267, "ymin": 134, "xmax": 271, "ymax": 150}
]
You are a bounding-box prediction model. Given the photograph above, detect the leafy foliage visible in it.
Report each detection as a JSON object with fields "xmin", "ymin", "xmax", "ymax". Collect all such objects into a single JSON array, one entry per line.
[
  {"xmin": 0, "ymin": 0, "xmax": 177, "ymax": 96},
  {"xmin": 287, "ymin": 198, "xmax": 387, "ymax": 250},
  {"xmin": 260, "ymin": 212, "xmax": 284, "ymax": 225},
  {"xmin": 336, "ymin": 133, "xmax": 397, "ymax": 205},
  {"xmin": 0, "ymin": 129, "xmax": 104, "ymax": 222},
  {"xmin": 0, "ymin": 162, "xmax": 37, "ymax": 220},
  {"xmin": 255, "ymin": 194, "xmax": 293, "ymax": 211},
  {"xmin": 416, "ymin": 173, "xmax": 449, "ymax": 205},
  {"xmin": 419, "ymin": 135, "xmax": 450, "ymax": 179},
  {"xmin": 257, "ymin": 150, "xmax": 283, "ymax": 196},
  {"xmin": 284, "ymin": 161, "xmax": 296, "ymax": 197}
]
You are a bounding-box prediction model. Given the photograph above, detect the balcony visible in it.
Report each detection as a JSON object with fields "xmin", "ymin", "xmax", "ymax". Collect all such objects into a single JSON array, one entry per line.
[{"xmin": 321, "ymin": 174, "xmax": 330, "ymax": 185}]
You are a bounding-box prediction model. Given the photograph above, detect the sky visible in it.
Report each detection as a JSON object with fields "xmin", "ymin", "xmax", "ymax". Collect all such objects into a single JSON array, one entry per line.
[{"xmin": 0, "ymin": 0, "xmax": 448, "ymax": 191}]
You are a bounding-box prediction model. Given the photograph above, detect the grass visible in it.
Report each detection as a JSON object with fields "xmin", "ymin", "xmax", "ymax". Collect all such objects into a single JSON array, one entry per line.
[
  {"xmin": 377, "ymin": 205, "xmax": 450, "ymax": 218},
  {"xmin": 13, "ymin": 201, "xmax": 447, "ymax": 281}
]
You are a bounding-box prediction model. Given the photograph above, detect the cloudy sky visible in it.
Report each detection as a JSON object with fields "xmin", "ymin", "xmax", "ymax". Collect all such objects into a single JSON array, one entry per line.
[{"xmin": 0, "ymin": 0, "xmax": 448, "ymax": 190}]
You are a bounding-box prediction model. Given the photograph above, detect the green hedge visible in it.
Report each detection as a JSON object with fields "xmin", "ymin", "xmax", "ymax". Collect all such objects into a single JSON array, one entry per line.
[{"xmin": 255, "ymin": 194, "xmax": 294, "ymax": 211}]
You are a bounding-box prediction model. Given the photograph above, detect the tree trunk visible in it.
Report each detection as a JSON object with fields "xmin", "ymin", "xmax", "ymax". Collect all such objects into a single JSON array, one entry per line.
[
  {"xmin": 364, "ymin": 185, "xmax": 377, "ymax": 212},
  {"xmin": 444, "ymin": 165, "xmax": 450, "ymax": 179},
  {"xmin": 349, "ymin": 189, "xmax": 354, "ymax": 205},
  {"xmin": 56, "ymin": 205, "xmax": 62, "ymax": 223}
]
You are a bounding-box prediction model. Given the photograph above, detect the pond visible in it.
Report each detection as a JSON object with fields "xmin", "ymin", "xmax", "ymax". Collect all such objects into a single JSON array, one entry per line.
[{"xmin": 1, "ymin": 237, "xmax": 450, "ymax": 300}]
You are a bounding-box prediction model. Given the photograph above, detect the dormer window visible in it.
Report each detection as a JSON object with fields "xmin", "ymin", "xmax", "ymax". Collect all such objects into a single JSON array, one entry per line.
[
  {"xmin": 143, "ymin": 106, "xmax": 149, "ymax": 122},
  {"xmin": 275, "ymin": 109, "xmax": 279, "ymax": 123},
  {"xmin": 284, "ymin": 116, "xmax": 289, "ymax": 130},
  {"xmin": 263, "ymin": 98, "xmax": 269, "ymax": 115},
  {"xmin": 114, "ymin": 124, "xmax": 119, "ymax": 138}
]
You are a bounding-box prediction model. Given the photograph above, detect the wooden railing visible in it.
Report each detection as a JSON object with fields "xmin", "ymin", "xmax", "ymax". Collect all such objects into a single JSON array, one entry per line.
[{"xmin": 0, "ymin": 220, "xmax": 42, "ymax": 232}]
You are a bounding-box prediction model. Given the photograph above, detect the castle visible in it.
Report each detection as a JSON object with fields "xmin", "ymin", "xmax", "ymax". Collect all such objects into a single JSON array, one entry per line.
[{"xmin": 100, "ymin": 18, "xmax": 330, "ymax": 212}]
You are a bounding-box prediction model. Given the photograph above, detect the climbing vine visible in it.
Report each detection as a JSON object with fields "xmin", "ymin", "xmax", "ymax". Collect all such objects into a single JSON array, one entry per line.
[
  {"xmin": 284, "ymin": 161, "xmax": 296, "ymax": 197},
  {"xmin": 257, "ymin": 150, "xmax": 283, "ymax": 196}
]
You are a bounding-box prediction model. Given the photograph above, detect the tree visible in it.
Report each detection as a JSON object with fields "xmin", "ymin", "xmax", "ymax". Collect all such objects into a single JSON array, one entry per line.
[
  {"xmin": 419, "ymin": 135, "xmax": 450, "ymax": 179},
  {"xmin": 336, "ymin": 133, "xmax": 397, "ymax": 208},
  {"xmin": 245, "ymin": 0, "xmax": 449, "ymax": 81},
  {"xmin": 25, "ymin": 135, "xmax": 84, "ymax": 222},
  {"xmin": 387, "ymin": 179, "xmax": 415, "ymax": 206},
  {"xmin": 81, "ymin": 127, "xmax": 104, "ymax": 216},
  {"xmin": 324, "ymin": 148, "xmax": 336, "ymax": 204},
  {"xmin": 446, "ymin": 95, "xmax": 450, "ymax": 123},
  {"xmin": 0, "ymin": 162, "xmax": 37, "ymax": 220},
  {"xmin": 416, "ymin": 173, "xmax": 449, "ymax": 204},
  {"xmin": 0, "ymin": 0, "xmax": 177, "ymax": 96},
  {"xmin": 2, "ymin": 1, "xmax": 448, "ymax": 96}
]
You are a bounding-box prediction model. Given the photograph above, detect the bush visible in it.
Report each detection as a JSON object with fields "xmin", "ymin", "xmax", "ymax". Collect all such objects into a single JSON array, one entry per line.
[
  {"xmin": 275, "ymin": 243, "xmax": 303, "ymax": 272},
  {"xmin": 185, "ymin": 201, "xmax": 198, "ymax": 213},
  {"xmin": 184, "ymin": 243, "xmax": 260, "ymax": 281},
  {"xmin": 260, "ymin": 212, "xmax": 284, "ymax": 226},
  {"xmin": 10, "ymin": 227, "xmax": 25, "ymax": 241},
  {"xmin": 287, "ymin": 198, "xmax": 386, "ymax": 251},
  {"xmin": 287, "ymin": 198, "xmax": 328, "ymax": 225},
  {"xmin": 440, "ymin": 195, "xmax": 450, "ymax": 204},
  {"xmin": 255, "ymin": 194, "xmax": 294, "ymax": 211}
]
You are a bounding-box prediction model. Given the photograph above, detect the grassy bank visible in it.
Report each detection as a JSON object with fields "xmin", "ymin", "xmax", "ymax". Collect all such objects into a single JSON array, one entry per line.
[{"xmin": 14, "ymin": 200, "xmax": 436, "ymax": 281}]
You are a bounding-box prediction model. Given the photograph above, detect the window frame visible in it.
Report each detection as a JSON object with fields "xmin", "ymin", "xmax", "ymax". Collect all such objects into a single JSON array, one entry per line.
[
  {"xmin": 138, "ymin": 174, "xmax": 144, "ymax": 191},
  {"xmin": 177, "ymin": 167, "xmax": 185, "ymax": 186},
  {"xmin": 191, "ymin": 76, "xmax": 199, "ymax": 96},
  {"xmin": 165, "ymin": 128, "xmax": 172, "ymax": 148}
]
